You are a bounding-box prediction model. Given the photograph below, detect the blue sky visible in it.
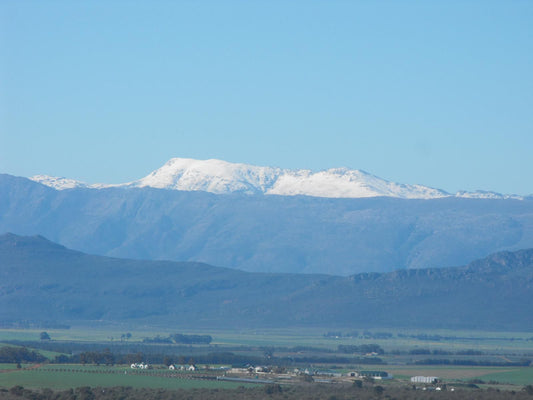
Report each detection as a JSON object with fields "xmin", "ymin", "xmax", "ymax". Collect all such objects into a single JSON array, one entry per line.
[{"xmin": 1, "ymin": 1, "xmax": 532, "ymax": 195}]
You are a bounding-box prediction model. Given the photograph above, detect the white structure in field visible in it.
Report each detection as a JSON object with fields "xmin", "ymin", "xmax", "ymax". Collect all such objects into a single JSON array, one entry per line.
[
  {"xmin": 169, "ymin": 364, "xmax": 196, "ymax": 371},
  {"xmin": 411, "ymin": 376, "xmax": 439, "ymax": 383},
  {"xmin": 356, "ymin": 371, "xmax": 393, "ymax": 380},
  {"xmin": 131, "ymin": 362, "xmax": 149, "ymax": 369}
]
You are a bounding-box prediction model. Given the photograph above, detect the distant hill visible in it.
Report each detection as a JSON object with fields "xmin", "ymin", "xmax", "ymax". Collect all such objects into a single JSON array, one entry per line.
[
  {"xmin": 1, "ymin": 174, "xmax": 533, "ymax": 276},
  {"xmin": 1, "ymin": 233, "xmax": 532, "ymax": 330}
]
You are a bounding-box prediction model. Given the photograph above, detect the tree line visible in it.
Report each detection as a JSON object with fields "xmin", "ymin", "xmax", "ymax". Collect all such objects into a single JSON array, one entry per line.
[
  {"xmin": 0, "ymin": 346, "xmax": 47, "ymax": 363},
  {"xmin": 409, "ymin": 348, "xmax": 484, "ymax": 355},
  {"xmin": 3, "ymin": 384, "xmax": 533, "ymax": 400},
  {"xmin": 49, "ymin": 349, "xmax": 383, "ymax": 367},
  {"xmin": 337, "ymin": 344, "xmax": 385, "ymax": 354},
  {"xmin": 414, "ymin": 358, "xmax": 531, "ymax": 367},
  {"xmin": 142, "ymin": 334, "xmax": 212, "ymax": 344}
]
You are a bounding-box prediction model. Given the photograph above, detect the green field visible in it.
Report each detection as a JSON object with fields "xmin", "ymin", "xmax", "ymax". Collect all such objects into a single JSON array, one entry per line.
[
  {"xmin": 0, "ymin": 366, "xmax": 257, "ymax": 390},
  {"xmin": 1, "ymin": 326, "xmax": 532, "ymax": 352},
  {"xmin": 0, "ymin": 364, "xmax": 28, "ymax": 370},
  {"xmin": 2, "ymin": 326, "xmax": 533, "ymax": 359},
  {"xmin": 0, "ymin": 327, "xmax": 154, "ymax": 343},
  {"xmin": 0, "ymin": 342, "xmax": 66, "ymax": 360},
  {"xmin": 383, "ymin": 365, "xmax": 533, "ymax": 384},
  {"xmin": 479, "ymin": 368, "xmax": 533, "ymax": 385}
]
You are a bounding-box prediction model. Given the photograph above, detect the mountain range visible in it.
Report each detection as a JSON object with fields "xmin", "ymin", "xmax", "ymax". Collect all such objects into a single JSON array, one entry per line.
[
  {"xmin": 1, "ymin": 233, "xmax": 532, "ymax": 330},
  {"xmin": 30, "ymin": 158, "xmax": 525, "ymax": 200},
  {"xmin": 4, "ymin": 159, "xmax": 532, "ymax": 330},
  {"xmin": 2, "ymin": 166, "xmax": 533, "ymax": 275}
]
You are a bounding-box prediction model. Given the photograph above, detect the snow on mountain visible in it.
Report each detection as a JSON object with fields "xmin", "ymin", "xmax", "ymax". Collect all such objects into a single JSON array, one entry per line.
[
  {"xmin": 266, "ymin": 168, "xmax": 448, "ymax": 199},
  {"xmin": 129, "ymin": 158, "xmax": 449, "ymax": 199},
  {"xmin": 131, "ymin": 158, "xmax": 281, "ymax": 194},
  {"xmin": 454, "ymin": 190, "xmax": 523, "ymax": 200},
  {"xmin": 29, "ymin": 158, "xmax": 523, "ymax": 200},
  {"xmin": 29, "ymin": 175, "xmax": 111, "ymax": 190},
  {"xmin": 30, "ymin": 175, "xmax": 91, "ymax": 190}
]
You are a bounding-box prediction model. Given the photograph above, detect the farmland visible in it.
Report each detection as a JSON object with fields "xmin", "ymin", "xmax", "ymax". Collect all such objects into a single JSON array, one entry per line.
[
  {"xmin": 0, "ymin": 365, "xmax": 251, "ymax": 390},
  {"xmin": 0, "ymin": 326, "xmax": 532, "ymax": 397}
]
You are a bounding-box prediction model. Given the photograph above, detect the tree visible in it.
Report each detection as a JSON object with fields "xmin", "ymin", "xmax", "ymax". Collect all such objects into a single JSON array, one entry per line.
[
  {"xmin": 374, "ymin": 385, "xmax": 384, "ymax": 396},
  {"xmin": 121, "ymin": 333, "xmax": 132, "ymax": 341},
  {"xmin": 9, "ymin": 386, "xmax": 24, "ymax": 397},
  {"xmin": 102, "ymin": 348, "xmax": 115, "ymax": 366},
  {"xmin": 263, "ymin": 347, "xmax": 274, "ymax": 359},
  {"xmin": 40, "ymin": 331, "xmax": 51, "ymax": 340},
  {"xmin": 264, "ymin": 384, "xmax": 282, "ymax": 395}
]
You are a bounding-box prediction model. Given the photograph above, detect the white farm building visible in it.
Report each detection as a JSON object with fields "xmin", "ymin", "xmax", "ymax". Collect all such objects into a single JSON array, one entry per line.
[
  {"xmin": 130, "ymin": 362, "xmax": 150, "ymax": 370},
  {"xmin": 411, "ymin": 376, "xmax": 439, "ymax": 384}
]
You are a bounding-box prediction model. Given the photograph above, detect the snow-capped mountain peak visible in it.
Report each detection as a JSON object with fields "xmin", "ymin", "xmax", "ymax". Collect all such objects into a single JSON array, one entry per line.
[
  {"xmin": 132, "ymin": 158, "xmax": 282, "ymax": 194},
  {"xmin": 29, "ymin": 175, "xmax": 112, "ymax": 190},
  {"xmin": 127, "ymin": 157, "xmax": 449, "ymax": 199},
  {"xmin": 29, "ymin": 157, "xmax": 523, "ymax": 200},
  {"xmin": 29, "ymin": 175, "xmax": 91, "ymax": 190},
  {"xmin": 266, "ymin": 167, "xmax": 449, "ymax": 199}
]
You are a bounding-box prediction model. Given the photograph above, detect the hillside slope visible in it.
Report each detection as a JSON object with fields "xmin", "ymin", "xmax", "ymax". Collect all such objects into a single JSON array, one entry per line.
[{"xmin": 1, "ymin": 233, "xmax": 532, "ymax": 330}]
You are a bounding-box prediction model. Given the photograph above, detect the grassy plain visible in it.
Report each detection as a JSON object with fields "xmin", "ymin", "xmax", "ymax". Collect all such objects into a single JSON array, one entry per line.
[
  {"xmin": 2, "ymin": 326, "xmax": 532, "ymax": 350},
  {"xmin": 0, "ymin": 364, "xmax": 27, "ymax": 370},
  {"xmin": 384, "ymin": 365, "xmax": 533, "ymax": 383},
  {"xmin": 479, "ymin": 368, "xmax": 533, "ymax": 385},
  {"xmin": 0, "ymin": 366, "xmax": 255, "ymax": 390}
]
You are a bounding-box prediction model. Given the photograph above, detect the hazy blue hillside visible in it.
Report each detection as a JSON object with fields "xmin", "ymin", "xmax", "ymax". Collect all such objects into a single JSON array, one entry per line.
[
  {"xmin": 1, "ymin": 174, "xmax": 533, "ymax": 275},
  {"xmin": 1, "ymin": 233, "xmax": 532, "ymax": 330}
]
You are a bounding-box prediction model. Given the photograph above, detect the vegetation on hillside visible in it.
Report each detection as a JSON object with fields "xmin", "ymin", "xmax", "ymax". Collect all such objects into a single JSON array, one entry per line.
[{"xmin": 2, "ymin": 233, "xmax": 533, "ymax": 330}]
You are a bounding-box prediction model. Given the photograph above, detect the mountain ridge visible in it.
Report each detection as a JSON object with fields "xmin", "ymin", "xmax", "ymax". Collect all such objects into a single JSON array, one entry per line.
[
  {"xmin": 1, "ymin": 233, "xmax": 532, "ymax": 330},
  {"xmin": 2, "ymin": 173, "xmax": 533, "ymax": 276},
  {"xmin": 29, "ymin": 157, "xmax": 524, "ymax": 200}
]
